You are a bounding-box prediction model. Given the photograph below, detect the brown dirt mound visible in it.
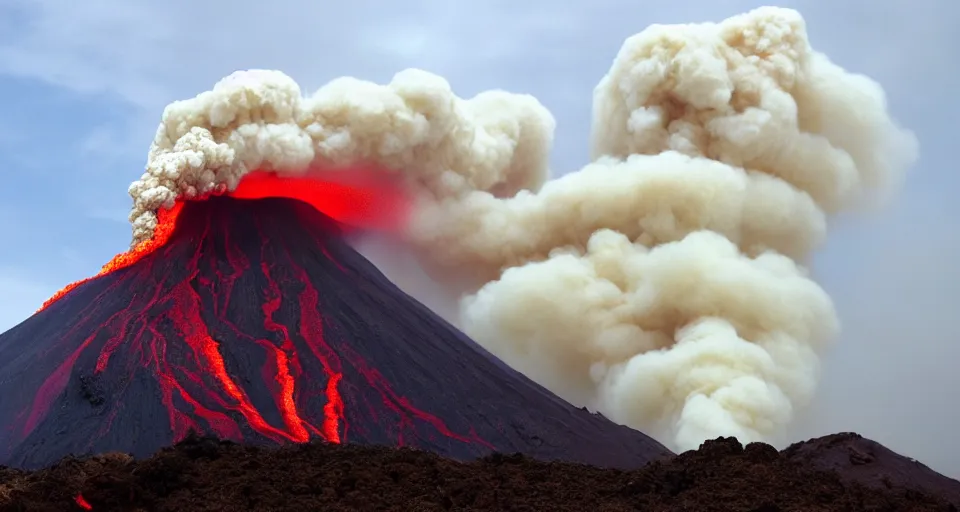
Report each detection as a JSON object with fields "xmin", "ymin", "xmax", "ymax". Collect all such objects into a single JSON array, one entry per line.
[
  {"xmin": 1, "ymin": 434, "xmax": 957, "ymax": 512},
  {"xmin": 783, "ymin": 432, "xmax": 960, "ymax": 506}
]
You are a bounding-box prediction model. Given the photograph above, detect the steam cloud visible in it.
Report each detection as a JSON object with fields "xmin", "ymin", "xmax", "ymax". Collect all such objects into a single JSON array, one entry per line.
[{"xmin": 129, "ymin": 7, "xmax": 918, "ymax": 451}]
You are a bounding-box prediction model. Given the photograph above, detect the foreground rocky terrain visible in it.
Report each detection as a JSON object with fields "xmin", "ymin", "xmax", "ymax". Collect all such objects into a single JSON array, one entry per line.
[{"xmin": 1, "ymin": 432, "xmax": 957, "ymax": 511}]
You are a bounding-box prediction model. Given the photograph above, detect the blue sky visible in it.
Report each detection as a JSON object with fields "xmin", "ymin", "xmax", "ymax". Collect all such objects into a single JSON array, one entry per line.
[{"xmin": 0, "ymin": 0, "xmax": 957, "ymax": 475}]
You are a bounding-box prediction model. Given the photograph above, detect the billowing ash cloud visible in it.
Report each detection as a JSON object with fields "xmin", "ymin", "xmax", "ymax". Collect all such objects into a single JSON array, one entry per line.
[
  {"xmin": 128, "ymin": 7, "xmax": 918, "ymax": 451},
  {"xmin": 128, "ymin": 68, "xmax": 554, "ymax": 246}
]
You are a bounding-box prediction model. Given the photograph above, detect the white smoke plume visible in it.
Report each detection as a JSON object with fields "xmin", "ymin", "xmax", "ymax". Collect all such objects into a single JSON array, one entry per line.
[
  {"xmin": 128, "ymin": 7, "xmax": 918, "ymax": 451},
  {"xmin": 128, "ymin": 68, "xmax": 554, "ymax": 246}
]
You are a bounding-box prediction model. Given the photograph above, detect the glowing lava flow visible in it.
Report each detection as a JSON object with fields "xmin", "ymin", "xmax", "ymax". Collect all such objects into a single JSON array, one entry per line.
[
  {"xmin": 37, "ymin": 202, "xmax": 184, "ymax": 312},
  {"xmin": 228, "ymin": 165, "xmax": 413, "ymax": 234},
  {"xmin": 13, "ymin": 170, "xmax": 495, "ymax": 465}
]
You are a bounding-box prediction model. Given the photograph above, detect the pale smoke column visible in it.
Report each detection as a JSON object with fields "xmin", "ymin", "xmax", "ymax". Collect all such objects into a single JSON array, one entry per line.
[{"xmin": 415, "ymin": 7, "xmax": 918, "ymax": 450}]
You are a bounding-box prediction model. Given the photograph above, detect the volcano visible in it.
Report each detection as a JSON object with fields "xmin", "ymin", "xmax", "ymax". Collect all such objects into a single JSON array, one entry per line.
[{"xmin": 0, "ymin": 195, "xmax": 671, "ymax": 470}]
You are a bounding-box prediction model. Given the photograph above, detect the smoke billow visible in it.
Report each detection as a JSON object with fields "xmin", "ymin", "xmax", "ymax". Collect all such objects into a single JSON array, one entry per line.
[
  {"xmin": 128, "ymin": 7, "xmax": 918, "ymax": 451},
  {"xmin": 127, "ymin": 69, "xmax": 554, "ymax": 246}
]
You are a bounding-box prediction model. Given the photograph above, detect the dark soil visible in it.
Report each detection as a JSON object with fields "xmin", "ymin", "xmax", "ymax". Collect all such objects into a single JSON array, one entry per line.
[{"xmin": 2, "ymin": 433, "xmax": 957, "ymax": 512}]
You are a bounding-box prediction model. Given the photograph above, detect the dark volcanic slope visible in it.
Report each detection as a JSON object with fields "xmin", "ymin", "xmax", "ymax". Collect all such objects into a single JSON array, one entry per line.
[{"xmin": 0, "ymin": 196, "xmax": 671, "ymax": 470}]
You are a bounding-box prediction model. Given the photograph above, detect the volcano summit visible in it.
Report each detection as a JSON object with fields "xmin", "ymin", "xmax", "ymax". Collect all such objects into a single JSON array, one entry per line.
[{"xmin": 0, "ymin": 195, "xmax": 671, "ymax": 470}]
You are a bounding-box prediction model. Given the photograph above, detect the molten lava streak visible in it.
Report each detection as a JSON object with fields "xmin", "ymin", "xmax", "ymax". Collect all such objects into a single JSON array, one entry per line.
[{"xmin": 37, "ymin": 202, "xmax": 185, "ymax": 312}]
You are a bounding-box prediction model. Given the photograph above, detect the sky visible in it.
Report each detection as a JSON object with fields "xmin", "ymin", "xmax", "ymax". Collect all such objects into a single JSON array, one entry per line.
[{"xmin": 0, "ymin": 0, "xmax": 958, "ymax": 476}]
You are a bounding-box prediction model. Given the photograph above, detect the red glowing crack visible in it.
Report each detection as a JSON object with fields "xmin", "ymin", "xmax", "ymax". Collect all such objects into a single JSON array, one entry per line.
[{"xmin": 75, "ymin": 494, "xmax": 92, "ymax": 510}]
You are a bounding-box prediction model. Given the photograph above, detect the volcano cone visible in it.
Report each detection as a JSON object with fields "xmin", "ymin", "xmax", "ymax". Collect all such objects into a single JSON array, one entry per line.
[{"xmin": 0, "ymin": 196, "xmax": 671, "ymax": 470}]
